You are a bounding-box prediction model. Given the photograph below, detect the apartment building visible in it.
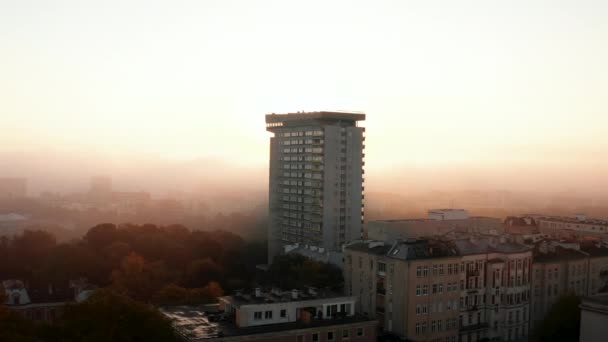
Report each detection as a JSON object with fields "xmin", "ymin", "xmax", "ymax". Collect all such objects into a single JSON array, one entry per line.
[
  {"xmin": 452, "ymin": 238, "xmax": 532, "ymax": 342},
  {"xmin": 529, "ymin": 245, "xmax": 588, "ymax": 329},
  {"xmin": 345, "ymin": 240, "xmax": 461, "ymax": 342},
  {"xmin": 579, "ymin": 294, "xmax": 608, "ymax": 342},
  {"xmin": 265, "ymin": 111, "xmax": 365, "ymax": 263},
  {"xmin": 345, "ymin": 236, "xmax": 533, "ymax": 342},
  {"xmin": 534, "ymin": 214, "xmax": 608, "ymax": 235}
]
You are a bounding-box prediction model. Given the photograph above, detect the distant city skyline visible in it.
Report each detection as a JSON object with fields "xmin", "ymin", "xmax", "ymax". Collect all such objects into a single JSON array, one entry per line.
[{"xmin": 1, "ymin": 0, "xmax": 608, "ymax": 196}]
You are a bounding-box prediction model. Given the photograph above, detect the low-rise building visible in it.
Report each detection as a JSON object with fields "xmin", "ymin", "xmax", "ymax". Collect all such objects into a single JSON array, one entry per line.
[
  {"xmin": 161, "ymin": 288, "xmax": 377, "ymax": 342},
  {"xmin": 2, "ymin": 279, "xmax": 96, "ymax": 322},
  {"xmin": 367, "ymin": 216, "xmax": 503, "ymax": 242}
]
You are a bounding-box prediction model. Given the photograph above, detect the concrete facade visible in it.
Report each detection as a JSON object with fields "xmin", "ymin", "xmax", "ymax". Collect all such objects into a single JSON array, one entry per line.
[
  {"xmin": 345, "ymin": 237, "xmax": 533, "ymax": 342},
  {"xmin": 266, "ymin": 112, "xmax": 365, "ymax": 263},
  {"xmin": 580, "ymin": 294, "xmax": 608, "ymax": 342}
]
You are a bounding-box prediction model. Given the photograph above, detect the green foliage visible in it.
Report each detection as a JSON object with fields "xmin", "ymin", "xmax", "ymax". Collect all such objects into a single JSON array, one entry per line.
[
  {"xmin": 266, "ymin": 254, "xmax": 343, "ymax": 291},
  {"xmin": 0, "ymin": 224, "xmax": 268, "ymax": 299},
  {"xmin": 537, "ymin": 293, "xmax": 581, "ymax": 342},
  {"xmin": 50, "ymin": 289, "xmax": 178, "ymax": 342},
  {"xmin": 154, "ymin": 282, "xmax": 224, "ymax": 306}
]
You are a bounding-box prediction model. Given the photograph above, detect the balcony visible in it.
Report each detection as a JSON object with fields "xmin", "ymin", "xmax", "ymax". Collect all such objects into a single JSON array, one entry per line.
[
  {"xmin": 464, "ymin": 305, "xmax": 479, "ymax": 312},
  {"xmin": 377, "ymin": 287, "xmax": 386, "ymax": 295},
  {"xmin": 467, "ymin": 269, "xmax": 480, "ymax": 277},
  {"xmin": 459, "ymin": 322, "xmax": 489, "ymax": 332}
]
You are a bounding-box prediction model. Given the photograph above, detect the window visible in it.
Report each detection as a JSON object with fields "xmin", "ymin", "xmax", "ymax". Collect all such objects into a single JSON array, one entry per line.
[
  {"xmin": 439, "ymin": 264, "xmax": 444, "ymax": 275},
  {"xmin": 416, "ymin": 285, "xmax": 421, "ymax": 296},
  {"xmin": 448, "ymin": 264, "xmax": 453, "ymax": 274},
  {"xmin": 439, "ymin": 284, "xmax": 443, "ymax": 293},
  {"xmin": 416, "ymin": 323, "xmax": 421, "ymax": 335},
  {"xmin": 378, "ymin": 262, "xmax": 386, "ymax": 272},
  {"xmin": 437, "ymin": 320, "xmax": 442, "ymax": 331},
  {"xmin": 433, "ymin": 264, "xmax": 438, "ymax": 275},
  {"xmin": 254, "ymin": 312, "xmax": 262, "ymax": 320},
  {"xmin": 433, "ymin": 284, "xmax": 438, "ymax": 294},
  {"xmin": 280, "ymin": 309, "xmax": 286, "ymax": 318},
  {"xmin": 313, "ymin": 333, "xmax": 319, "ymax": 342},
  {"xmin": 265, "ymin": 311, "xmax": 273, "ymax": 319},
  {"xmin": 417, "ymin": 266, "xmax": 422, "ymax": 277},
  {"xmin": 357, "ymin": 328, "xmax": 364, "ymax": 336},
  {"xmin": 327, "ymin": 331, "xmax": 334, "ymax": 341},
  {"xmin": 422, "ymin": 285, "xmax": 429, "ymax": 296},
  {"xmin": 423, "ymin": 266, "xmax": 429, "ymax": 277},
  {"xmin": 297, "ymin": 336, "xmax": 304, "ymax": 342},
  {"xmin": 343, "ymin": 330, "xmax": 349, "ymax": 339}
]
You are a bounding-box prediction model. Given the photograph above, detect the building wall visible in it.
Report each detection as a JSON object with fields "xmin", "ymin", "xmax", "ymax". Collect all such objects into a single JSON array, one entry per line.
[
  {"xmin": 537, "ymin": 218, "xmax": 608, "ymax": 234},
  {"xmin": 344, "ymin": 247, "xmax": 461, "ymax": 341},
  {"xmin": 580, "ymin": 308, "xmax": 608, "ymax": 342},
  {"xmin": 267, "ymin": 115, "xmax": 364, "ymax": 263},
  {"xmin": 406, "ymin": 258, "xmax": 461, "ymax": 342},
  {"xmin": 217, "ymin": 321, "xmax": 377, "ymax": 342},
  {"xmin": 235, "ymin": 297, "xmax": 356, "ymax": 328},
  {"xmin": 589, "ymin": 256, "xmax": 608, "ymax": 295}
]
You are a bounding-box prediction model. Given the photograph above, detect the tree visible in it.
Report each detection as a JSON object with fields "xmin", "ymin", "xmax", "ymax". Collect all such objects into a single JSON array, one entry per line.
[
  {"xmin": 111, "ymin": 252, "xmax": 175, "ymax": 302},
  {"xmin": 52, "ymin": 289, "xmax": 178, "ymax": 342},
  {"xmin": 537, "ymin": 293, "xmax": 581, "ymax": 342},
  {"xmin": 266, "ymin": 254, "xmax": 344, "ymax": 291},
  {"xmin": 153, "ymin": 281, "xmax": 224, "ymax": 306},
  {"xmin": 0, "ymin": 287, "xmax": 37, "ymax": 342}
]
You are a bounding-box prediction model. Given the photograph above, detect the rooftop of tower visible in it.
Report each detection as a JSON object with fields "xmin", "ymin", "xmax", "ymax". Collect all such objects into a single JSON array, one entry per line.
[{"xmin": 265, "ymin": 111, "xmax": 365, "ymax": 130}]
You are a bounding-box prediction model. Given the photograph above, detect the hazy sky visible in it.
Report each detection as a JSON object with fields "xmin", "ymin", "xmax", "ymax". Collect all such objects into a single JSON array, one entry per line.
[{"xmin": 1, "ymin": 0, "xmax": 608, "ymax": 193}]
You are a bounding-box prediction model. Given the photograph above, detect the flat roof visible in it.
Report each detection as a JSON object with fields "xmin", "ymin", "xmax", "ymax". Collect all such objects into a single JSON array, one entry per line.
[
  {"xmin": 265, "ymin": 111, "xmax": 365, "ymax": 124},
  {"xmin": 534, "ymin": 247, "xmax": 587, "ymax": 263},
  {"xmin": 161, "ymin": 306, "xmax": 375, "ymax": 340},
  {"xmin": 219, "ymin": 289, "xmax": 350, "ymax": 307}
]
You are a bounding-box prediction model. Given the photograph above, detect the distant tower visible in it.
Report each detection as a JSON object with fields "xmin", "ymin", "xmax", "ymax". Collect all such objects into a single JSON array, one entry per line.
[{"xmin": 265, "ymin": 111, "xmax": 366, "ymax": 263}]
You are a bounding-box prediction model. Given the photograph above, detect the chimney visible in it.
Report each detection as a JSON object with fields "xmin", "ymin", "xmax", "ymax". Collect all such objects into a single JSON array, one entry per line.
[
  {"xmin": 291, "ymin": 289, "xmax": 298, "ymax": 300},
  {"xmin": 255, "ymin": 288, "xmax": 262, "ymax": 298}
]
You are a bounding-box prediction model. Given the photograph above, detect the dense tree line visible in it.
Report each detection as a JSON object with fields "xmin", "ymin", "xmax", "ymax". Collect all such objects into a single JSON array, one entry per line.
[
  {"xmin": 0, "ymin": 289, "xmax": 178, "ymax": 342},
  {"xmin": 0, "ymin": 224, "xmax": 267, "ymax": 302},
  {"xmin": 264, "ymin": 254, "xmax": 344, "ymax": 291}
]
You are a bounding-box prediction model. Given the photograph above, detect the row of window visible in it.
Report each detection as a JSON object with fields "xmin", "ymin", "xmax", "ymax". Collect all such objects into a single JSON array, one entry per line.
[
  {"xmin": 279, "ymin": 131, "xmax": 324, "ymax": 138},
  {"xmin": 415, "ymin": 282, "xmax": 459, "ymax": 296},
  {"xmin": 279, "ymin": 138, "xmax": 323, "ymax": 145},
  {"xmin": 281, "ymin": 172, "xmax": 323, "ymax": 180},
  {"xmin": 430, "ymin": 337, "xmax": 456, "ymax": 342},
  {"xmin": 281, "ymin": 155, "xmax": 323, "ymax": 162},
  {"xmin": 253, "ymin": 309, "xmax": 287, "ymax": 320},
  {"xmin": 416, "ymin": 264, "xmax": 459, "ymax": 277},
  {"xmin": 281, "ymin": 180, "xmax": 322, "ymax": 188},
  {"xmin": 415, "ymin": 300, "xmax": 459, "ymax": 314},
  {"xmin": 415, "ymin": 319, "xmax": 458, "ymax": 334},
  {"xmin": 283, "ymin": 147, "xmax": 324, "ymax": 154},
  {"xmin": 298, "ymin": 328, "xmax": 364, "ymax": 342}
]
